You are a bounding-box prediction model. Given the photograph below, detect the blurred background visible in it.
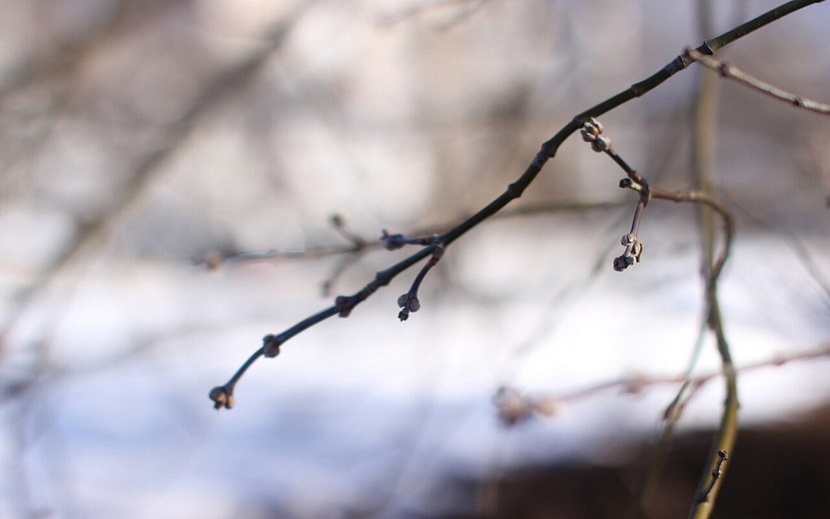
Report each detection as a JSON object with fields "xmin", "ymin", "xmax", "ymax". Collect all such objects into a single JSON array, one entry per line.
[{"xmin": 1, "ymin": 0, "xmax": 829, "ymax": 517}]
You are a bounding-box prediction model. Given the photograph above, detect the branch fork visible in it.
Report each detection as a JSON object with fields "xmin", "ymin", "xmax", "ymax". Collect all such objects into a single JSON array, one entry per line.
[
  {"xmin": 579, "ymin": 118, "xmax": 651, "ymax": 271},
  {"xmin": 398, "ymin": 242, "xmax": 444, "ymax": 321}
]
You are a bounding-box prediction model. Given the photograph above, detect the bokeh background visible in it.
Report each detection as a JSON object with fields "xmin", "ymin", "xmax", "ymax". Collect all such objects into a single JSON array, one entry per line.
[{"xmin": 1, "ymin": 0, "xmax": 829, "ymax": 517}]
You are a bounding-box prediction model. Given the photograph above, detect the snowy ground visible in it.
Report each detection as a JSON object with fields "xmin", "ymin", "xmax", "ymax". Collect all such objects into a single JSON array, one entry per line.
[{"xmin": 3, "ymin": 216, "xmax": 829, "ymax": 518}]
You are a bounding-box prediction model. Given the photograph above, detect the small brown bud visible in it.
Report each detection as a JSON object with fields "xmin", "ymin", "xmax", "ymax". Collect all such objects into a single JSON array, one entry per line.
[{"xmin": 209, "ymin": 386, "xmax": 234, "ymax": 410}]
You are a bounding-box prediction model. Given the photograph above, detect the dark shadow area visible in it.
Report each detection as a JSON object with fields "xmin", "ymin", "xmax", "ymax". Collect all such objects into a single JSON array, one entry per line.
[{"xmin": 446, "ymin": 405, "xmax": 830, "ymax": 519}]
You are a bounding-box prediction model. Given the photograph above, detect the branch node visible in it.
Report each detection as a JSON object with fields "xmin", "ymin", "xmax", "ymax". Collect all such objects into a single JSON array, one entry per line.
[
  {"xmin": 381, "ymin": 230, "xmax": 406, "ymax": 250},
  {"xmin": 335, "ymin": 295, "xmax": 354, "ymax": 317},
  {"xmin": 381, "ymin": 230, "xmax": 438, "ymax": 250},
  {"xmin": 493, "ymin": 387, "xmax": 561, "ymax": 426},
  {"xmin": 697, "ymin": 449, "xmax": 730, "ymax": 503},
  {"xmin": 620, "ymin": 177, "xmax": 647, "ymax": 194},
  {"xmin": 263, "ymin": 334, "xmax": 282, "ymax": 358},
  {"xmin": 494, "ymin": 387, "xmax": 535, "ymax": 426}
]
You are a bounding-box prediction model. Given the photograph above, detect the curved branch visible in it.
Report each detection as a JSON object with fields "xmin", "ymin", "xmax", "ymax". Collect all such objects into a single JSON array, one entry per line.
[{"xmin": 210, "ymin": 0, "xmax": 824, "ymax": 410}]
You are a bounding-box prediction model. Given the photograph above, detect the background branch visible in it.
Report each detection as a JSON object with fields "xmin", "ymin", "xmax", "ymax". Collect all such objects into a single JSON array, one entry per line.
[
  {"xmin": 685, "ymin": 3, "xmax": 739, "ymax": 514},
  {"xmin": 495, "ymin": 341, "xmax": 830, "ymax": 425}
]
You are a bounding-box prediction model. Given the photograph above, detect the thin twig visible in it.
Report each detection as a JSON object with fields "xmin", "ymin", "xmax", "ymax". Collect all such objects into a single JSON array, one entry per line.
[
  {"xmin": 204, "ymin": 199, "xmax": 628, "ymax": 266},
  {"xmin": 687, "ymin": 8, "xmax": 738, "ymax": 513},
  {"xmin": 650, "ymin": 189, "xmax": 734, "ymax": 281},
  {"xmin": 377, "ymin": 0, "xmax": 489, "ymax": 27},
  {"xmin": 0, "ymin": 5, "xmax": 312, "ymax": 363},
  {"xmin": 493, "ymin": 341, "xmax": 830, "ymax": 424},
  {"xmin": 631, "ymin": 316, "xmax": 710, "ymax": 519},
  {"xmin": 724, "ymin": 194, "xmax": 830, "ymax": 303},
  {"xmin": 579, "ymin": 118, "xmax": 650, "ymax": 270},
  {"xmin": 685, "ymin": 48, "xmax": 830, "ymax": 115}
]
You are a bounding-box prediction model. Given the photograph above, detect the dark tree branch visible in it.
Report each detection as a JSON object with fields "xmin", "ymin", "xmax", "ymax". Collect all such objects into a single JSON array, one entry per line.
[{"xmin": 210, "ymin": 0, "xmax": 824, "ymax": 410}]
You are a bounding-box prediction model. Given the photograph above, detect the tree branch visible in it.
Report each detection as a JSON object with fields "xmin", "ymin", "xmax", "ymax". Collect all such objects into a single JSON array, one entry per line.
[
  {"xmin": 210, "ymin": 0, "xmax": 824, "ymax": 410},
  {"xmin": 493, "ymin": 341, "xmax": 830, "ymax": 425},
  {"xmin": 685, "ymin": 48, "xmax": 830, "ymax": 115}
]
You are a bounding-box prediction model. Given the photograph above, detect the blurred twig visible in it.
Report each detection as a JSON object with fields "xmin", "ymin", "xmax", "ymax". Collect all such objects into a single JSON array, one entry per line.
[
  {"xmin": 202, "ymin": 200, "xmax": 628, "ymax": 295},
  {"xmin": 0, "ymin": 1, "xmax": 186, "ymax": 186},
  {"xmin": 686, "ymin": 3, "xmax": 738, "ymax": 514},
  {"xmin": 377, "ymin": 0, "xmax": 489, "ymax": 27},
  {"xmin": 494, "ymin": 341, "xmax": 830, "ymax": 425},
  {"xmin": 0, "ymin": 4, "xmax": 309, "ymax": 370},
  {"xmin": 721, "ymin": 191, "xmax": 830, "ymax": 303}
]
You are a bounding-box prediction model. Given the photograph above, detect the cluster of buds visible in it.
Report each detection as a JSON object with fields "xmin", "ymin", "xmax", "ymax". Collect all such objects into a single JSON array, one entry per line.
[
  {"xmin": 397, "ymin": 292, "xmax": 421, "ymax": 321},
  {"xmin": 580, "ymin": 118, "xmax": 650, "ymax": 273},
  {"xmin": 613, "ymin": 232, "xmax": 644, "ymax": 271},
  {"xmin": 580, "ymin": 117, "xmax": 612, "ymax": 153}
]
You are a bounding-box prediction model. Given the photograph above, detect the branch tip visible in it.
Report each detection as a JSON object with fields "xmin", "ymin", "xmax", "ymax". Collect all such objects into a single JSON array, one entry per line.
[
  {"xmin": 614, "ymin": 235, "xmax": 644, "ymax": 271},
  {"xmin": 397, "ymin": 293, "xmax": 420, "ymax": 321},
  {"xmin": 209, "ymin": 386, "xmax": 235, "ymax": 410},
  {"xmin": 396, "ymin": 243, "xmax": 443, "ymax": 321}
]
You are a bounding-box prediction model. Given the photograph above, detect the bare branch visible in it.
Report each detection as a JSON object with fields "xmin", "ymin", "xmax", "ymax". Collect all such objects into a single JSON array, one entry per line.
[
  {"xmin": 685, "ymin": 48, "xmax": 830, "ymax": 115},
  {"xmin": 697, "ymin": 450, "xmax": 729, "ymax": 504},
  {"xmin": 210, "ymin": 0, "xmax": 824, "ymax": 411},
  {"xmin": 494, "ymin": 341, "xmax": 830, "ymax": 425}
]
